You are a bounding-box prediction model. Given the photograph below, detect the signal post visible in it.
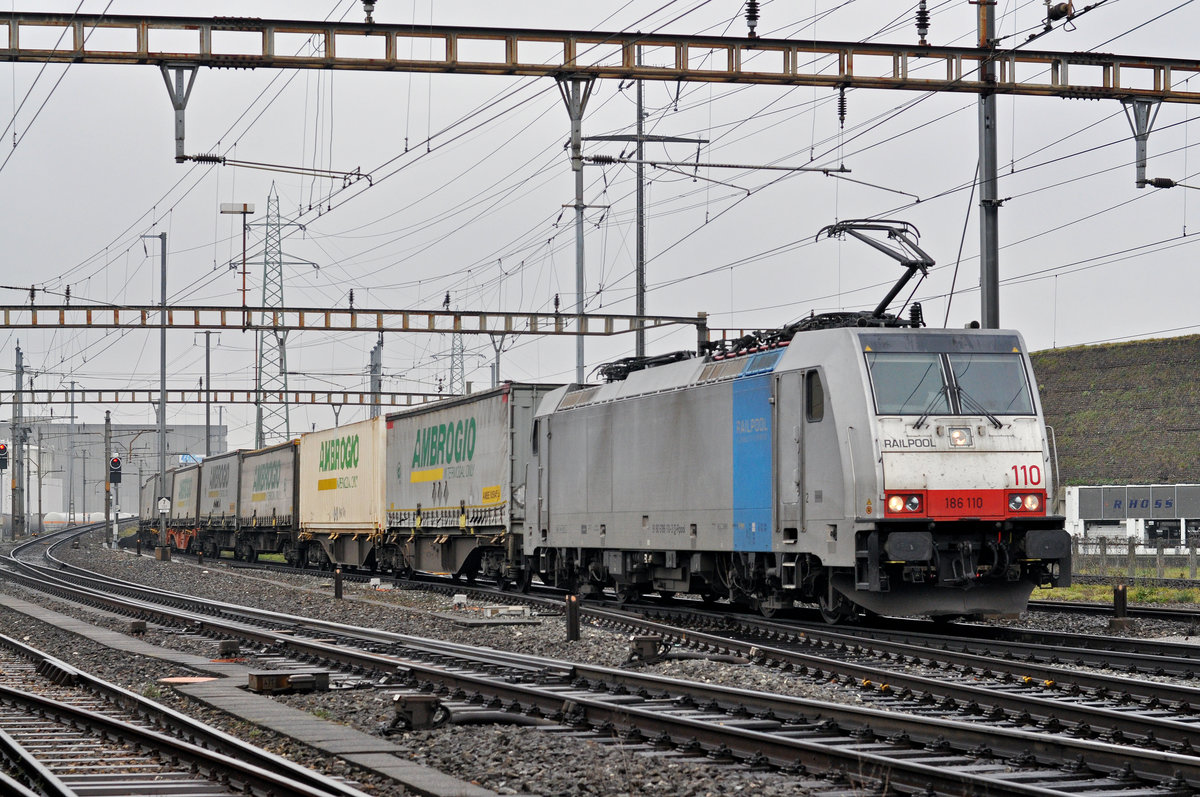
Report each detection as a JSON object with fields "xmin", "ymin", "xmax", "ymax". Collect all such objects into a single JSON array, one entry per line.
[
  {"xmin": 0, "ymin": 443, "xmax": 7, "ymax": 539},
  {"xmin": 104, "ymin": 411, "xmax": 113, "ymax": 546},
  {"xmin": 103, "ymin": 412, "xmax": 124, "ymax": 547}
]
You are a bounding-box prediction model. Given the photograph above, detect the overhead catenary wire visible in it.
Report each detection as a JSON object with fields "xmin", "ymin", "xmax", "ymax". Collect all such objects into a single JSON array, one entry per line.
[{"xmin": 10, "ymin": 1, "xmax": 1199, "ymax": 404}]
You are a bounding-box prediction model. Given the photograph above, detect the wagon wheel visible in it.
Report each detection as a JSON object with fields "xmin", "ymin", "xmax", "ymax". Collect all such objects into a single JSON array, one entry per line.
[{"xmin": 615, "ymin": 584, "xmax": 640, "ymax": 605}]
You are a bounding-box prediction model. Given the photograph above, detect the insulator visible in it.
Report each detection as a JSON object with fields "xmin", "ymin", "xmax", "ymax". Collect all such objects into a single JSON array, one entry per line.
[
  {"xmin": 837, "ymin": 87, "xmax": 847, "ymax": 129},
  {"xmin": 916, "ymin": 1, "xmax": 930, "ymax": 45},
  {"xmin": 746, "ymin": 0, "xmax": 760, "ymax": 38},
  {"xmin": 909, "ymin": 302, "xmax": 924, "ymax": 329},
  {"xmin": 190, "ymin": 153, "xmax": 224, "ymax": 164}
]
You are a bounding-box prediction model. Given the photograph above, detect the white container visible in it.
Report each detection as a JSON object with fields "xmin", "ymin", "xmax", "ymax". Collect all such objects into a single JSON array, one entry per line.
[{"xmin": 299, "ymin": 416, "xmax": 386, "ymax": 535}]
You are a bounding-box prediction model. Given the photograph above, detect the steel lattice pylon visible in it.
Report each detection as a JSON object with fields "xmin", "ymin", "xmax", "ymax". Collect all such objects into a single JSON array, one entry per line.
[
  {"xmin": 449, "ymin": 332, "xmax": 465, "ymax": 396},
  {"xmin": 256, "ymin": 186, "xmax": 289, "ymax": 447}
]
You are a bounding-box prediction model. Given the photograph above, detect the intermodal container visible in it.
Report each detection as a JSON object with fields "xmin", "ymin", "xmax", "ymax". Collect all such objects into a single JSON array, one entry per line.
[
  {"xmin": 299, "ymin": 416, "xmax": 386, "ymax": 534},
  {"xmin": 239, "ymin": 441, "xmax": 298, "ymax": 527},
  {"xmin": 198, "ymin": 450, "xmax": 240, "ymax": 527},
  {"xmin": 385, "ymin": 383, "xmax": 555, "ymax": 532}
]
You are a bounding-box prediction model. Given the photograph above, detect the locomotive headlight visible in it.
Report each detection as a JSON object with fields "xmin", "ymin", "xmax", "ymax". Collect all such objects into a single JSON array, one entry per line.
[
  {"xmin": 886, "ymin": 493, "xmax": 924, "ymax": 514},
  {"xmin": 949, "ymin": 427, "xmax": 973, "ymax": 447},
  {"xmin": 1007, "ymin": 493, "xmax": 1043, "ymax": 512}
]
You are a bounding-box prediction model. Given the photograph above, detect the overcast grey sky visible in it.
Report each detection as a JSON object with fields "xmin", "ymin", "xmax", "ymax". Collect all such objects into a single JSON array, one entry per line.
[{"xmin": 1, "ymin": 1, "xmax": 1197, "ymax": 452}]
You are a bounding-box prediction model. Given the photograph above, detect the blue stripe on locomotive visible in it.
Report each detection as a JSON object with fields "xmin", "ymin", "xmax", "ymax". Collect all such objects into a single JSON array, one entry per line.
[{"xmin": 732, "ymin": 372, "xmax": 773, "ymax": 552}]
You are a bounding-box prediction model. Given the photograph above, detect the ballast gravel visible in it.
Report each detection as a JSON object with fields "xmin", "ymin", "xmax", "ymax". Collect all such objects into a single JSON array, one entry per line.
[{"xmin": 2, "ymin": 532, "xmax": 1197, "ymax": 797}]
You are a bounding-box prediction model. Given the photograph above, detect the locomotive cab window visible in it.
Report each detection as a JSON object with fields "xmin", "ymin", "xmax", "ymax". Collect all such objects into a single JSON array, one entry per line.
[
  {"xmin": 805, "ymin": 370, "xmax": 824, "ymax": 422},
  {"xmin": 866, "ymin": 351, "xmax": 1034, "ymax": 417},
  {"xmin": 866, "ymin": 353, "xmax": 948, "ymax": 415},
  {"xmin": 948, "ymin": 353, "xmax": 1034, "ymax": 415}
]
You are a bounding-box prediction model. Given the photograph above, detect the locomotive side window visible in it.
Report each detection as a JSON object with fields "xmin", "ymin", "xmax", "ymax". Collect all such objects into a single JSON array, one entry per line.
[
  {"xmin": 866, "ymin": 353, "xmax": 948, "ymax": 415},
  {"xmin": 531, "ymin": 419, "xmax": 540, "ymax": 455},
  {"xmin": 948, "ymin": 353, "xmax": 1034, "ymax": 415},
  {"xmin": 805, "ymin": 370, "xmax": 824, "ymax": 422}
]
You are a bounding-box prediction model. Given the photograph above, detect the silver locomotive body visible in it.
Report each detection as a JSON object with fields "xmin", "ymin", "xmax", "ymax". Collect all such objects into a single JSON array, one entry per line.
[{"xmin": 529, "ymin": 327, "xmax": 1070, "ymax": 619}]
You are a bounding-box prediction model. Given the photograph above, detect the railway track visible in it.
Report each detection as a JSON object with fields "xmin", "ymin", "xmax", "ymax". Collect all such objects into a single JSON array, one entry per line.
[
  {"xmin": 0, "ymin": 624, "xmax": 371, "ymax": 797},
  {"xmin": 10, "ymin": 528, "xmax": 1200, "ymax": 795}
]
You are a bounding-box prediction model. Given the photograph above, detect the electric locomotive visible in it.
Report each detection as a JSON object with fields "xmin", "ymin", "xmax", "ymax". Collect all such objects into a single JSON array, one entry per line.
[{"xmin": 525, "ymin": 221, "xmax": 1070, "ymax": 619}]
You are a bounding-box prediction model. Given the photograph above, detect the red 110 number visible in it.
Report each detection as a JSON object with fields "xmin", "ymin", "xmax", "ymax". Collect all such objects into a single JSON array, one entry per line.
[{"xmin": 1011, "ymin": 464, "xmax": 1042, "ymax": 486}]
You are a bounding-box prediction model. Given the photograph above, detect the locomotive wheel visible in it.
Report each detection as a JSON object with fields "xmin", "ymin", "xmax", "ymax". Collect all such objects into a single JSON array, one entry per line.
[
  {"xmin": 818, "ymin": 591, "xmax": 851, "ymax": 625},
  {"xmin": 616, "ymin": 584, "xmax": 639, "ymax": 605},
  {"xmin": 753, "ymin": 597, "xmax": 778, "ymax": 619}
]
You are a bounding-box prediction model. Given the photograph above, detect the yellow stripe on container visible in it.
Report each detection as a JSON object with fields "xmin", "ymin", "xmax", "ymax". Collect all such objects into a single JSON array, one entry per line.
[
  {"xmin": 251, "ymin": 492, "xmax": 266, "ymax": 502},
  {"xmin": 410, "ymin": 468, "xmax": 444, "ymax": 483},
  {"xmin": 317, "ymin": 478, "xmax": 338, "ymax": 491}
]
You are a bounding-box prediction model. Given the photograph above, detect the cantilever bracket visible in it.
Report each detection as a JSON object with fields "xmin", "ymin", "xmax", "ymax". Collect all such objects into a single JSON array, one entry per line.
[
  {"xmin": 1123, "ymin": 98, "xmax": 1161, "ymax": 189},
  {"xmin": 160, "ymin": 64, "xmax": 198, "ymax": 163}
]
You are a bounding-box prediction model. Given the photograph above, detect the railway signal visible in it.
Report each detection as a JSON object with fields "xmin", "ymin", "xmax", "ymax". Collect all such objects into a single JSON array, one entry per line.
[
  {"xmin": 109, "ymin": 456, "xmax": 122, "ymax": 484},
  {"xmin": 0, "ymin": 443, "xmax": 7, "ymax": 470}
]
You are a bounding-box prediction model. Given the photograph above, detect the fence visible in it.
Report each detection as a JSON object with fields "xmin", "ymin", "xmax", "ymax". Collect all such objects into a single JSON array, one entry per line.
[{"xmin": 1071, "ymin": 536, "xmax": 1200, "ymax": 581}]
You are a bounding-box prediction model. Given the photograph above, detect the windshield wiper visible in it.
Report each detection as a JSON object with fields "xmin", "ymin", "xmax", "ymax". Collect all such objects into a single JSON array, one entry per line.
[
  {"xmin": 955, "ymin": 385, "xmax": 1003, "ymax": 429},
  {"xmin": 913, "ymin": 387, "xmax": 948, "ymax": 430}
]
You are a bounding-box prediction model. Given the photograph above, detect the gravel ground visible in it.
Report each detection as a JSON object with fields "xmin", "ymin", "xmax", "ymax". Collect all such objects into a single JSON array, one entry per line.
[{"xmin": 3, "ymin": 531, "xmax": 1198, "ymax": 796}]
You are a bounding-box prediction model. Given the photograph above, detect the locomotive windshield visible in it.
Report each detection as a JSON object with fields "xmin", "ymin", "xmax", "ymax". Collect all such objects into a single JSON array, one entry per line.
[{"xmin": 866, "ymin": 351, "xmax": 1034, "ymax": 416}]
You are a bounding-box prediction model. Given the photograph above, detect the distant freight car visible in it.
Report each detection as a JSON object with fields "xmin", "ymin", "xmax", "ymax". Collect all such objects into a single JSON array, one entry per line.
[
  {"xmin": 235, "ymin": 441, "xmax": 300, "ymax": 563},
  {"xmin": 198, "ymin": 451, "xmax": 239, "ymax": 527},
  {"xmin": 137, "ymin": 470, "xmax": 174, "ymax": 544},
  {"xmin": 165, "ymin": 463, "xmax": 200, "ymax": 550}
]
